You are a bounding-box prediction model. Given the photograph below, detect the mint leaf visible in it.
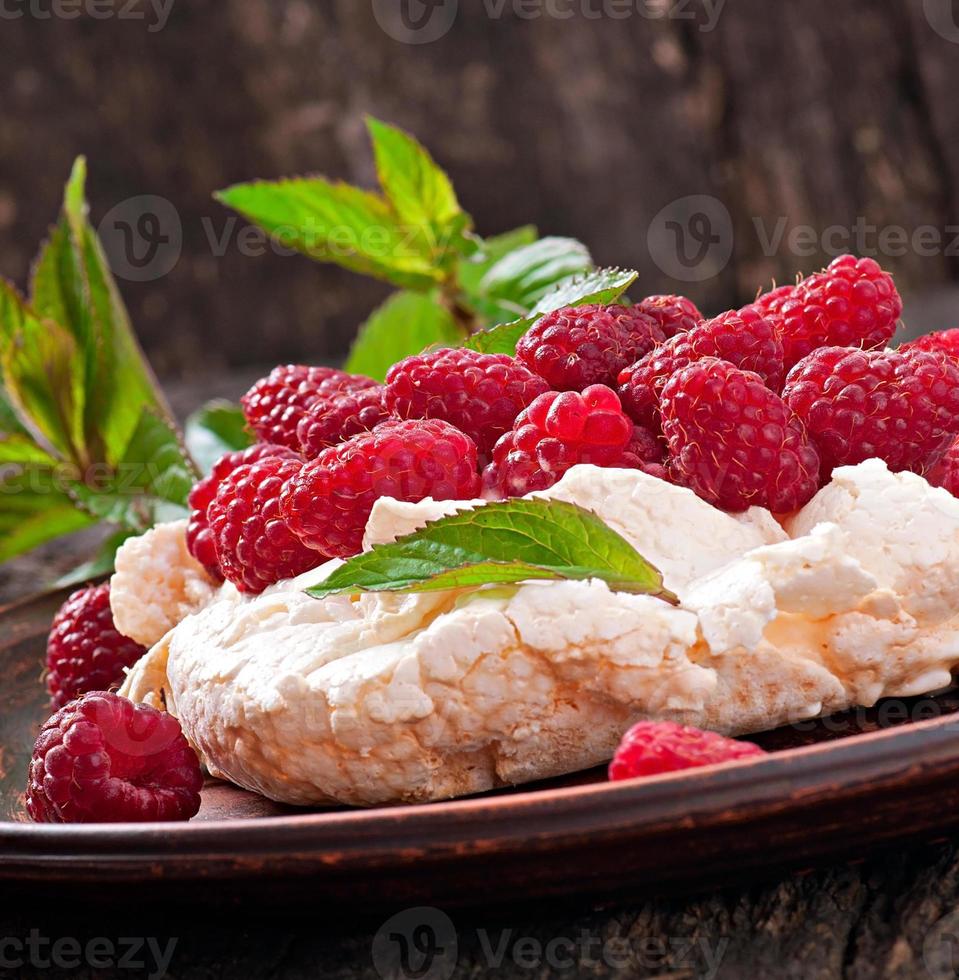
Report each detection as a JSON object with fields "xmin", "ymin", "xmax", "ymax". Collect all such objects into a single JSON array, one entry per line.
[
  {"xmin": 478, "ymin": 237, "xmax": 592, "ymax": 315},
  {"xmin": 185, "ymin": 400, "xmax": 253, "ymax": 474},
  {"xmin": 55, "ymin": 527, "xmax": 135, "ymax": 587},
  {"xmin": 457, "ymin": 226, "xmax": 538, "ymax": 323},
  {"xmin": 216, "ymin": 178, "xmax": 444, "ymax": 291},
  {"xmin": 465, "ymin": 267, "xmax": 638, "ymax": 356},
  {"xmin": 366, "ymin": 118, "xmax": 466, "ymax": 239},
  {"xmin": 305, "ymin": 498, "xmax": 676, "ymax": 603},
  {"xmin": 0, "ymin": 466, "xmax": 96, "ymax": 562},
  {"xmin": 344, "ymin": 290, "xmax": 465, "ymax": 381},
  {"xmin": 32, "ymin": 158, "xmax": 176, "ymax": 467},
  {"xmin": 0, "ymin": 280, "xmax": 85, "ymax": 462}
]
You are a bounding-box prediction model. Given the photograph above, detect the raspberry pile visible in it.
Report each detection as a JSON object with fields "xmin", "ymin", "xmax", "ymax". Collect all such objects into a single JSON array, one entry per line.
[
  {"xmin": 45, "ymin": 583, "xmax": 147, "ymax": 708},
  {"xmin": 26, "ymin": 692, "xmax": 203, "ymax": 823},
  {"xmin": 608, "ymin": 720, "xmax": 766, "ymax": 781}
]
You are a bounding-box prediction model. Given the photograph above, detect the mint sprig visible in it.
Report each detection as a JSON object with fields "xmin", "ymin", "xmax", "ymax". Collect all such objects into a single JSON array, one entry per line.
[
  {"xmin": 305, "ymin": 498, "xmax": 677, "ymax": 604},
  {"xmin": 0, "ymin": 158, "xmax": 200, "ymax": 576}
]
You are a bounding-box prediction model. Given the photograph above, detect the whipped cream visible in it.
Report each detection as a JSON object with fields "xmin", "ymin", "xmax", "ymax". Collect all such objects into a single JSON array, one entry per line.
[{"xmin": 117, "ymin": 460, "xmax": 959, "ymax": 807}]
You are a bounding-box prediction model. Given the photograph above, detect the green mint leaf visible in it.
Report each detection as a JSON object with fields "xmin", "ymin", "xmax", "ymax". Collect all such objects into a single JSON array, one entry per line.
[
  {"xmin": 185, "ymin": 400, "xmax": 253, "ymax": 474},
  {"xmin": 465, "ymin": 267, "xmax": 639, "ymax": 356},
  {"xmin": 55, "ymin": 527, "xmax": 136, "ymax": 587},
  {"xmin": 31, "ymin": 158, "xmax": 180, "ymax": 467},
  {"xmin": 69, "ymin": 408, "xmax": 194, "ymax": 528},
  {"xmin": 305, "ymin": 498, "xmax": 676, "ymax": 603},
  {"xmin": 478, "ymin": 237, "xmax": 592, "ymax": 315},
  {"xmin": 344, "ymin": 290, "xmax": 465, "ymax": 381},
  {"xmin": 366, "ymin": 118, "xmax": 467, "ymax": 239},
  {"xmin": 457, "ymin": 226, "xmax": 538, "ymax": 323},
  {"xmin": 0, "ymin": 466, "xmax": 96, "ymax": 562},
  {"xmin": 215, "ymin": 178, "xmax": 444, "ymax": 291},
  {"xmin": 0, "ymin": 280, "xmax": 85, "ymax": 462}
]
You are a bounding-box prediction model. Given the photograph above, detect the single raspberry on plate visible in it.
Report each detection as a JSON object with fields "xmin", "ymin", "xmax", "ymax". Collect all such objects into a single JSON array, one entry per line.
[
  {"xmin": 281, "ymin": 419, "xmax": 481, "ymax": 558},
  {"xmin": 661, "ymin": 358, "xmax": 821, "ymax": 512},
  {"xmin": 774, "ymin": 255, "xmax": 902, "ymax": 370},
  {"xmin": 782, "ymin": 346, "xmax": 959, "ymax": 476},
  {"xmin": 385, "ymin": 348, "xmax": 548, "ymax": 458},
  {"xmin": 186, "ymin": 442, "xmax": 300, "ymax": 578},
  {"xmin": 618, "ymin": 305, "xmax": 784, "ymax": 428},
  {"xmin": 516, "ymin": 304, "xmax": 665, "ymax": 391},
  {"xmin": 632, "ymin": 294, "xmax": 703, "ymax": 339},
  {"xmin": 46, "ymin": 583, "xmax": 147, "ymax": 709},
  {"xmin": 298, "ymin": 385, "xmax": 391, "ymax": 457},
  {"xmin": 26, "ymin": 691, "xmax": 203, "ymax": 823},
  {"xmin": 900, "ymin": 328, "xmax": 959, "ymax": 363},
  {"xmin": 482, "ymin": 385, "xmax": 637, "ymax": 497},
  {"xmin": 208, "ymin": 456, "xmax": 320, "ymax": 593},
  {"xmin": 608, "ymin": 720, "xmax": 766, "ymax": 781},
  {"xmin": 926, "ymin": 436, "xmax": 959, "ymax": 496},
  {"xmin": 241, "ymin": 364, "xmax": 378, "ymax": 449}
]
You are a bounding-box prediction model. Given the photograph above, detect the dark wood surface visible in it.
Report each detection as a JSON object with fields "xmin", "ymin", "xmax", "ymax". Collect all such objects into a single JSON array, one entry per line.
[
  {"xmin": 4, "ymin": 374, "xmax": 959, "ymax": 978},
  {"xmin": 4, "ymin": 0, "xmax": 959, "ymax": 375}
]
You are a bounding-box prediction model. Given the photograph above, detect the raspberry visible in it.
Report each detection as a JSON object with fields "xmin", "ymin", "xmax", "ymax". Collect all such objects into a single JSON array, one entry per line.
[
  {"xmin": 385, "ymin": 348, "xmax": 548, "ymax": 458},
  {"xmin": 482, "ymin": 385, "xmax": 636, "ymax": 497},
  {"xmin": 26, "ymin": 691, "xmax": 203, "ymax": 823},
  {"xmin": 633, "ymin": 294, "xmax": 703, "ymax": 339},
  {"xmin": 661, "ymin": 358, "xmax": 821, "ymax": 512},
  {"xmin": 298, "ymin": 385, "xmax": 391, "ymax": 457},
  {"xmin": 45, "ymin": 584, "xmax": 147, "ymax": 709},
  {"xmin": 281, "ymin": 419, "xmax": 481, "ymax": 558},
  {"xmin": 900, "ymin": 328, "xmax": 959, "ymax": 362},
  {"xmin": 926, "ymin": 436, "xmax": 959, "ymax": 496},
  {"xmin": 186, "ymin": 442, "xmax": 299, "ymax": 577},
  {"xmin": 618, "ymin": 305, "xmax": 784, "ymax": 429},
  {"xmin": 208, "ymin": 456, "xmax": 320, "ymax": 593},
  {"xmin": 241, "ymin": 365, "xmax": 378, "ymax": 449},
  {"xmin": 774, "ymin": 255, "xmax": 902, "ymax": 371},
  {"xmin": 608, "ymin": 720, "xmax": 766, "ymax": 781},
  {"xmin": 516, "ymin": 304, "xmax": 665, "ymax": 392},
  {"xmin": 753, "ymin": 283, "xmax": 796, "ymax": 317},
  {"xmin": 782, "ymin": 346, "xmax": 959, "ymax": 476}
]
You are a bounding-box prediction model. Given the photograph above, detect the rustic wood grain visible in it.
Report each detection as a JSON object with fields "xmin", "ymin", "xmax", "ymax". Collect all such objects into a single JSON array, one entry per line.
[{"xmin": 2, "ymin": 0, "xmax": 959, "ymax": 376}]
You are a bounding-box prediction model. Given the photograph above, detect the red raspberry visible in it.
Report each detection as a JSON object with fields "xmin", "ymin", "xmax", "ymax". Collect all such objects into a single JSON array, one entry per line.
[
  {"xmin": 633, "ymin": 294, "xmax": 703, "ymax": 339},
  {"xmin": 661, "ymin": 358, "xmax": 821, "ymax": 512},
  {"xmin": 516, "ymin": 304, "xmax": 665, "ymax": 392},
  {"xmin": 298, "ymin": 385, "xmax": 391, "ymax": 457},
  {"xmin": 618, "ymin": 305, "xmax": 784, "ymax": 429},
  {"xmin": 900, "ymin": 328, "xmax": 959, "ymax": 362},
  {"xmin": 26, "ymin": 692, "xmax": 203, "ymax": 823},
  {"xmin": 753, "ymin": 282, "xmax": 796, "ymax": 317},
  {"xmin": 208, "ymin": 456, "xmax": 320, "ymax": 593},
  {"xmin": 45, "ymin": 584, "xmax": 147, "ymax": 709},
  {"xmin": 482, "ymin": 385, "xmax": 636, "ymax": 497},
  {"xmin": 774, "ymin": 255, "xmax": 902, "ymax": 371},
  {"xmin": 926, "ymin": 436, "xmax": 959, "ymax": 496},
  {"xmin": 782, "ymin": 346, "xmax": 959, "ymax": 476},
  {"xmin": 186, "ymin": 442, "xmax": 299, "ymax": 577},
  {"xmin": 609, "ymin": 720, "xmax": 766, "ymax": 781},
  {"xmin": 385, "ymin": 348, "xmax": 548, "ymax": 458},
  {"xmin": 241, "ymin": 365, "xmax": 378, "ymax": 449},
  {"xmin": 281, "ymin": 419, "xmax": 481, "ymax": 558}
]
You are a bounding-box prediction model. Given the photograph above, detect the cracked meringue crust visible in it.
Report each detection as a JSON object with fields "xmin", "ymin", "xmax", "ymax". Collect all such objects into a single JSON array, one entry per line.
[{"xmin": 119, "ymin": 460, "xmax": 959, "ymax": 807}]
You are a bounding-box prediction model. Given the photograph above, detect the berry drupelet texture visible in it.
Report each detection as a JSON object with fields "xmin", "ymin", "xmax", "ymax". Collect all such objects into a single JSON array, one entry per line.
[{"xmin": 298, "ymin": 385, "xmax": 391, "ymax": 457}]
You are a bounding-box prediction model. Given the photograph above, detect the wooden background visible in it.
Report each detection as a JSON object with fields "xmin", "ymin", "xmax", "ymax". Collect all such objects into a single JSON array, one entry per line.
[{"xmin": 2, "ymin": 0, "xmax": 959, "ymax": 377}]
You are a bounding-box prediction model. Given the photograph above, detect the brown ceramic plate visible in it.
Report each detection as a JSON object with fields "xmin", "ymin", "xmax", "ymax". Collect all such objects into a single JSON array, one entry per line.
[{"xmin": 3, "ymin": 587, "xmax": 959, "ymax": 907}]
